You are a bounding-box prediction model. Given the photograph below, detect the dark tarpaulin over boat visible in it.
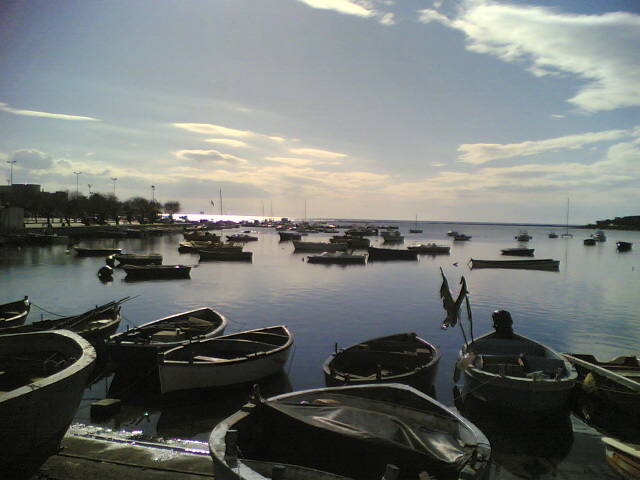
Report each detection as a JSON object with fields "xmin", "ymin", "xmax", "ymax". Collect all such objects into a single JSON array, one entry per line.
[{"xmin": 247, "ymin": 392, "xmax": 476, "ymax": 480}]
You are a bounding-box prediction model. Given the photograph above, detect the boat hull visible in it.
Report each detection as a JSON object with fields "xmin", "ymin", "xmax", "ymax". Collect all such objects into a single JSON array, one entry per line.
[
  {"xmin": 0, "ymin": 296, "xmax": 30, "ymax": 328},
  {"xmin": 158, "ymin": 326, "xmax": 293, "ymax": 394},
  {"xmin": 367, "ymin": 246, "xmax": 418, "ymax": 261},
  {"xmin": 0, "ymin": 330, "xmax": 96, "ymax": 476},
  {"xmin": 293, "ymin": 241, "xmax": 349, "ymax": 252},
  {"xmin": 123, "ymin": 264, "xmax": 192, "ymax": 279},
  {"xmin": 470, "ymin": 258, "xmax": 560, "ymax": 270},
  {"xmin": 603, "ymin": 437, "xmax": 640, "ymax": 480}
]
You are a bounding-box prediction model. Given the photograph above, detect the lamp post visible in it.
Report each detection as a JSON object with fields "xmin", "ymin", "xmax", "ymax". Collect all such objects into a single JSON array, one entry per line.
[
  {"xmin": 7, "ymin": 160, "xmax": 16, "ymax": 185},
  {"xmin": 74, "ymin": 172, "xmax": 82, "ymax": 195},
  {"xmin": 111, "ymin": 177, "xmax": 117, "ymax": 196},
  {"xmin": 151, "ymin": 185, "xmax": 156, "ymax": 202}
]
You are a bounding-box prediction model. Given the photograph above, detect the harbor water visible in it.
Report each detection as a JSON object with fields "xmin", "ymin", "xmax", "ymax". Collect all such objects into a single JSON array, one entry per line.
[{"xmin": 2, "ymin": 220, "xmax": 639, "ymax": 479}]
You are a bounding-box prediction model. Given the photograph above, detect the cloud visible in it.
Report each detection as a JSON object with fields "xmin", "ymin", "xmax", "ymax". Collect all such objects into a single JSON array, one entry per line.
[
  {"xmin": 266, "ymin": 157, "xmax": 319, "ymax": 167},
  {"xmin": 175, "ymin": 149, "xmax": 247, "ymax": 165},
  {"xmin": 418, "ymin": 1, "xmax": 640, "ymax": 112},
  {"xmin": 7, "ymin": 149, "xmax": 54, "ymax": 170},
  {"xmin": 295, "ymin": 0, "xmax": 394, "ymax": 25},
  {"xmin": 289, "ymin": 148, "xmax": 348, "ymax": 160},
  {"xmin": 459, "ymin": 127, "xmax": 640, "ymax": 164},
  {"xmin": 173, "ymin": 123, "xmax": 254, "ymax": 137},
  {"xmin": 205, "ymin": 139, "xmax": 250, "ymax": 148},
  {"xmin": 0, "ymin": 103, "xmax": 100, "ymax": 121}
]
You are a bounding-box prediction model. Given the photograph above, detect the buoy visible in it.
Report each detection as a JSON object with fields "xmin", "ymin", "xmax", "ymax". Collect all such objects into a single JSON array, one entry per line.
[
  {"xmin": 98, "ymin": 265, "xmax": 114, "ymax": 278},
  {"xmin": 105, "ymin": 255, "xmax": 116, "ymax": 267}
]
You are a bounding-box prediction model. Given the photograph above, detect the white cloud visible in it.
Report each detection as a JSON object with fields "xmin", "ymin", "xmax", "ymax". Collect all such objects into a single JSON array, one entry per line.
[
  {"xmin": 175, "ymin": 149, "xmax": 247, "ymax": 165},
  {"xmin": 418, "ymin": 1, "xmax": 640, "ymax": 112},
  {"xmin": 0, "ymin": 103, "xmax": 100, "ymax": 121},
  {"xmin": 295, "ymin": 0, "xmax": 394, "ymax": 25},
  {"xmin": 459, "ymin": 127, "xmax": 640, "ymax": 164},
  {"xmin": 289, "ymin": 148, "xmax": 348, "ymax": 160},
  {"xmin": 205, "ymin": 139, "xmax": 250, "ymax": 148},
  {"xmin": 7, "ymin": 149, "xmax": 54, "ymax": 170},
  {"xmin": 173, "ymin": 123, "xmax": 254, "ymax": 137}
]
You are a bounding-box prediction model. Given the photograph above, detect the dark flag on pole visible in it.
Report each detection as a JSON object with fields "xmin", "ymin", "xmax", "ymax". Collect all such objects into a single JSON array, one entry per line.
[{"xmin": 439, "ymin": 267, "xmax": 468, "ymax": 330}]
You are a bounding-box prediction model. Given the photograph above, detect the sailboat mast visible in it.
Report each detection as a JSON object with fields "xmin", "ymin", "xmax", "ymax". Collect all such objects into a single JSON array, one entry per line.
[{"xmin": 219, "ymin": 190, "xmax": 223, "ymax": 216}]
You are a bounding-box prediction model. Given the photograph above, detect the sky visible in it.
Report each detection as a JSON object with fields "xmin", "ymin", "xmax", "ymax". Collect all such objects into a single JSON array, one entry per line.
[{"xmin": 1, "ymin": 0, "xmax": 639, "ymax": 224}]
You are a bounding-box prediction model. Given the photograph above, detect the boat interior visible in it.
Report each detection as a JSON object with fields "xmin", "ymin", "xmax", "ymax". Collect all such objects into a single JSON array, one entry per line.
[{"xmin": 0, "ymin": 350, "xmax": 73, "ymax": 392}]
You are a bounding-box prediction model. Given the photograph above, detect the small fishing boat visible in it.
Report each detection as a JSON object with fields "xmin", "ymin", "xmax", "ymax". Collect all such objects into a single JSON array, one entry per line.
[
  {"xmin": 208, "ymin": 383, "xmax": 492, "ymax": 480},
  {"xmin": 602, "ymin": 437, "xmax": 640, "ymax": 480},
  {"xmin": 107, "ymin": 307, "xmax": 228, "ymax": 367},
  {"xmin": 183, "ymin": 231, "xmax": 220, "ymax": 242},
  {"xmin": 113, "ymin": 253, "xmax": 163, "ymax": 266},
  {"xmin": 548, "ymin": 232, "xmax": 558, "ymax": 238},
  {"xmin": 380, "ymin": 230, "xmax": 404, "ymax": 243},
  {"xmin": 292, "ymin": 241, "xmax": 349, "ymax": 252},
  {"xmin": 158, "ymin": 325, "xmax": 294, "ymax": 394},
  {"xmin": 0, "ymin": 296, "xmax": 30, "ymax": 328},
  {"xmin": 123, "ymin": 264, "xmax": 193, "ymax": 279},
  {"xmin": 500, "ymin": 247, "xmax": 535, "ymax": 257},
  {"xmin": 591, "ymin": 230, "xmax": 607, "ymax": 242},
  {"xmin": 409, "ymin": 215, "xmax": 423, "ymax": 234},
  {"xmin": 227, "ymin": 233, "xmax": 258, "ymax": 242},
  {"xmin": 453, "ymin": 233, "xmax": 472, "ymax": 241},
  {"xmin": 0, "ymin": 330, "xmax": 96, "ymax": 477},
  {"xmin": 323, "ymin": 332, "xmax": 441, "ymax": 393},
  {"xmin": 74, "ymin": 246, "xmax": 123, "ymax": 256},
  {"xmin": 583, "ymin": 238, "xmax": 597, "ymax": 246},
  {"xmin": 446, "ymin": 230, "xmax": 460, "ymax": 237},
  {"xmin": 469, "ymin": 258, "xmax": 560, "ymax": 271},
  {"xmin": 514, "ymin": 230, "xmax": 532, "ymax": 242},
  {"xmin": 278, "ymin": 231, "xmax": 303, "ymax": 241},
  {"xmin": 407, "ymin": 243, "xmax": 451, "ymax": 254},
  {"xmin": 306, "ymin": 252, "xmax": 367, "ymax": 265},
  {"xmin": 562, "ymin": 353, "xmax": 640, "ymax": 419},
  {"xmin": 330, "ymin": 236, "xmax": 370, "ymax": 248},
  {"xmin": 178, "ymin": 240, "xmax": 215, "ymax": 253},
  {"xmin": 456, "ymin": 327, "xmax": 577, "ymax": 415},
  {"xmin": 617, "ymin": 241, "xmax": 633, "ymax": 252},
  {"xmin": 0, "ymin": 299, "xmax": 125, "ymax": 348},
  {"xmin": 367, "ymin": 246, "xmax": 418, "ymax": 261},
  {"xmin": 199, "ymin": 250, "xmax": 253, "ymax": 261}
]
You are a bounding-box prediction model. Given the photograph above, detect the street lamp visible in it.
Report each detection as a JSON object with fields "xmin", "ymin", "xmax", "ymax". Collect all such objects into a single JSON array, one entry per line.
[
  {"xmin": 7, "ymin": 160, "xmax": 16, "ymax": 185},
  {"xmin": 151, "ymin": 185, "xmax": 156, "ymax": 202},
  {"xmin": 111, "ymin": 177, "xmax": 117, "ymax": 196},
  {"xmin": 74, "ymin": 171, "xmax": 82, "ymax": 195}
]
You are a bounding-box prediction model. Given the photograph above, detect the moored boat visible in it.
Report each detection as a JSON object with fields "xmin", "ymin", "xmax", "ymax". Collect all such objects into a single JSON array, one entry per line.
[
  {"xmin": 380, "ymin": 230, "xmax": 404, "ymax": 243},
  {"xmin": 583, "ymin": 238, "xmax": 597, "ymax": 245},
  {"xmin": 107, "ymin": 307, "xmax": 228, "ymax": 368},
  {"xmin": 0, "ymin": 296, "xmax": 30, "ymax": 328},
  {"xmin": 75, "ymin": 246, "xmax": 123, "ymax": 256},
  {"xmin": 407, "ymin": 243, "xmax": 451, "ymax": 254},
  {"xmin": 323, "ymin": 332, "xmax": 441, "ymax": 393},
  {"xmin": 293, "ymin": 241, "xmax": 349, "ymax": 252},
  {"xmin": 123, "ymin": 264, "xmax": 193, "ymax": 279},
  {"xmin": 227, "ymin": 233, "xmax": 258, "ymax": 242},
  {"xmin": 602, "ymin": 437, "xmax": 640, "ymax": 480},
  {"xmin": 0, "ymin": 330, "xmax": 96, "ymax": 477},
  {"xmin": 199, "ymin": 250, "xmax": 253, "ymax": 261},
  {"xmin": 307, "ymin": 252, "xmax": 367, "ymax": 265},
  {"xmin": 514, "ymin": 230, "xmax": 532, "ymax": 241},
  {"xmin": 367, "ymin": 246, "xmax": 418, "ymax": 261},
  {"xmin": 617, "ymin": 241, "xmax": 633, "ymax": 252},
  {"xmin": 158, "ymin": 325, "xmax": 293, "ymax": 394},
  {"xmin": 500, "ymin": 247, "xmax": 535, "ymax": 257},
  {"xmin": 456, "ymin": 311, "xmax": 577, "ymax": 415},
  {"xmin": 591, "ymin": 230, "xmax": 607, "ymax": 242},
  {"xmin": 453, "ymin": 233, "xmax": 472, "ymax": 241},
  {"xmin": 113, "ymin": 253, "xmax": 163, "ymax": 266},
  {"xmin": 470, "ymin": 258, "xmax": 559, "ymax": 270},
  {"xmin": 208, "ymin": 383, "xmax": 491, "ymax": 480}
]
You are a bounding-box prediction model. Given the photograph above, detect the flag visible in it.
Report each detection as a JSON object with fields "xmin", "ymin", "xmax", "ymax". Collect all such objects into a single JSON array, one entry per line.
[{"xmin": 440, "ymin": 268, "xmax": 468, "ymax": 330}]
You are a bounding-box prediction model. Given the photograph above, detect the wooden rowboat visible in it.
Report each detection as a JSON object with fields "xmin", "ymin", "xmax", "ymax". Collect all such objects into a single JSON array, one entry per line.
[
  {"xmin": 470, "ymin": 258, "xmax": 559, "ymax": 270},
  {"xmin": 0, "ymin": 296, "xmax": 30, "ymax": 328}
]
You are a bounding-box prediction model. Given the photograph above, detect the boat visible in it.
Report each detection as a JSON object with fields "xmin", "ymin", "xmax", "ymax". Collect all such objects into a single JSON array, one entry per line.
[
  {"xmin": 583, "ymin": 237, "xmax": 597, "ymax": 246},
  {"xmin": 562, "ymin": 353, "xmax": 640, "ymax": 419},
  {"xmin": 617, "ymin": 241, "xmax": 633, "ymax": 252},
  {"xmin": 292, "ymin": 240, "xmax": 349, "ymax": 252},
  {"xmin": 602, "ymin": 437, "xmax": 640, "ymax": 480},
  {"xmin": 500, "ymin": 247, "xmax": 535, "ymax": 256},
  {"xmin": 199, "ymin": 250, "xmax": 253, "ymax": 261},
  {"xmin": 409, "ymin": 215, "xmax": 423, "ymax": 233},
  {"xmin": 208, "ymin": 383, "xmax": 491, "ymax": 480},
  {"xmin": 0, "ymin": 299, "xmax": 125, "ymax": 348},
  {"xmin": 323, "ymin": 332, "xmax": 441, "ymax": 393},
  {"xmin": 106, "ymin": 307, "xmax": 228, "ymax": 367},
  {"xmin": 514, "ymin": 230, "xmax": 532, "ymax": 241},
  {"xmin": 367, "ymin": 246, "xmax": 418, "ymax": 261},
  {"xmin": 0, "ymin": 330, "xmax": 96, "ymax": 477},
  {"xmin": 0, "ymin": 296, "xmax": 30, "ymax": 328},
  {"xmin": 178, "ymin": 240, "xmax": 215, "ymax": 253},
  {"xmin": 453, "ymin": 233, "xmax": 472, "ymax": 241},
  {"xmin": 380, "ymin": 230, "xmax": 404, "ymax": 243},
  {"xmin": 157, "ymin": 325, "xmax": 294, "ymax": 394},
  {"xmin": 112, "ymin": 253, "xmax": 163, "ymax": 266},
  {"xmin": 330, "ymin": 236, "xmax": 370, "ymax": 248},
  {"xmin": 306, "ymin": 252, "xmax": 367, "ymax": 265},
  {"xmin": 548, "ymin": 232, "xmax": 558, "ymax": 238},
  {"xmin": 345, "ymin": 226, "xmax": 378, "ymax": 236},
  {"xmin": 469, "ymin": 258, "xmax": 560, "ymax": 271},
  {"xmin": 74, "ymin": 246, "xmax": 123, "ymax": 256},
  {"xmin": 446, "ymin": 230, "xmax": 460, "ymax": 237},
  {"xmin": 226, "ymin": 233, "xmax": 258, "ymax": 242},
  {"xmin": 123, "ymin": 264, "xmax": 193, "ymax": 279},
  {"xmin": 591, "ymin": 230, "xmax": 607, "ymax": 242},
  {"xmin": 183, "ymin": 231, "xmax": 220, "ymax": 242},
  {"xmin": 456, "ymin": 321, "xmax": 577, "ymax": 415},
  {"xmin": 407, "ymin": 243, "xmax": 451, "ymax": 254},
  {"xmin": 278, "ymin": 231, "xmax": 303, "ymax": 241}
]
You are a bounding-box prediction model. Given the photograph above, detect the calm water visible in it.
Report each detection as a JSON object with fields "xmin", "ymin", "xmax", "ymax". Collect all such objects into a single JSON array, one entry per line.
[{"xmin": 2, "ymin": 221, "xmax": 639, "ymax": 479}]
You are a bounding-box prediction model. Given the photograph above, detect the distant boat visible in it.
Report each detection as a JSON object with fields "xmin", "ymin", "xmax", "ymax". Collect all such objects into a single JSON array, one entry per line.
[
  {"xmin": 514, "ymin": 230, "xmax": 532, "ymax": 242},
  {"xmin": 584, "ymin": 238, "xmax": 597, "ymax": 246},
  {"xmin": 113, "ymin": 253, "xmax": 163, "ymax": 266},
  {"xmin": 226, "ymin": 233, "xmax": 258, "ymax": 242},
  {"xmin": 453, "ymin": 233, "xmax": 472, "ymax": 241},
  {"xmin": 617, "ymin": 241, "xmax": 633, "ymax": 252},
  {"xmin": 501, "ymin": 247, "xmax": 535, "ymax": 257},
  {"xmin": 74, "ymin": 247, "xmax": 123, "ymax": 256},
  {"xmin": 561, "ymin": 198, "xmax": 573, "ymax": 238},
  {"xmin": 367, "ymin": 246, "xmax": 418, "ymax": 261},
  {"xmin": 199, "ymin": 250, "xmax": 253, "ymax": 261},
  {"xmin": 0, "ymin": 330, "xmax": 96, "ymax": 477},
  {"xmin": 306, "ymin": 252, "xmax": 367, "ymax": 265},
  {"xmin": 380, "ymin": 230, "xmax": 404, "ymax": 243},
  {"xmin": 470, "ymin": 258, "xmax": 560, "ymax": 271},
  {"xmin": 123, "ymin": 264, "xmax": 193, "ymax": 280},
  {"xmin": 591, "ymin": 230, "xmax": 607, "ymax": 242},
  {"xmin": 407, "ymin": 243, "xmax": 451, "ymax": 254},
  {"xmin": 409, "ymin": 215, "xmax": 423, "ymax": 233},
  {"xmin": 293, "ymin": 240, "xmax": 348, "ymax": 252},
  {"xmin": 549, "ymin": 232, "xmax": 558, "ymax": 238},
  {"xmin": 447, "ymin": 230, "xmax": 460, "ymax": 237}
]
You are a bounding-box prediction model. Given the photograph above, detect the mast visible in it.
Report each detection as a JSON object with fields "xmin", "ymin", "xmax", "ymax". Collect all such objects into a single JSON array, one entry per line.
[{"xmin": 219, "ymin": 190, "xmax": 223, "ymax": 216}]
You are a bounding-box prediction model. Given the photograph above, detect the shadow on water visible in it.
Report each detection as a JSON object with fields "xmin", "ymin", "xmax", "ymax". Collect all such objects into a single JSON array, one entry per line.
[
  {"xmin": 454, "ymin": 387, "xmax": 574, "ymax": 479},
  {"xmin": 101, "ymin": 369, "xmax": 293, "ymax": 441}
]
